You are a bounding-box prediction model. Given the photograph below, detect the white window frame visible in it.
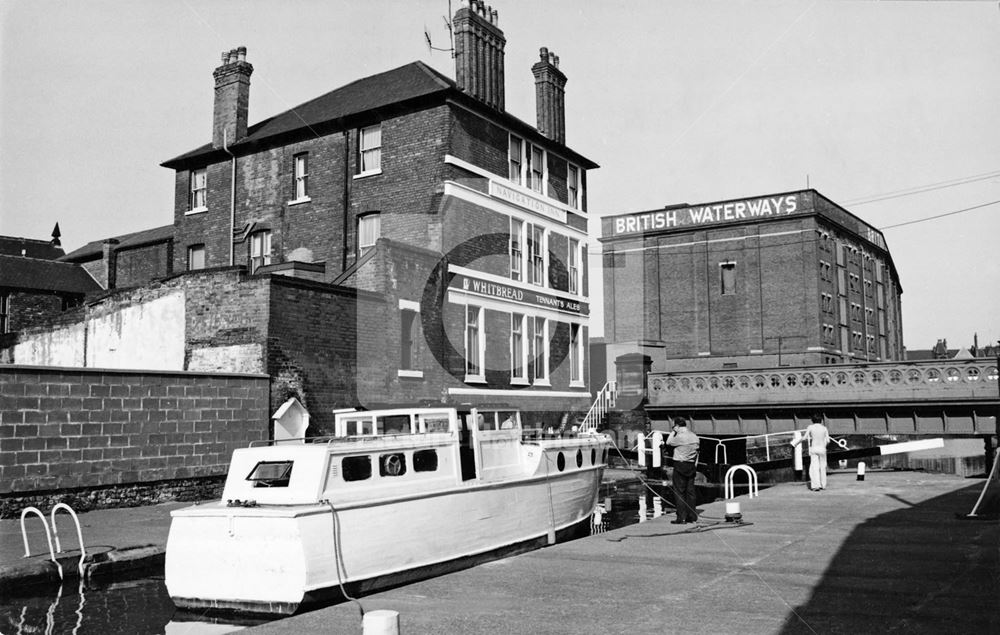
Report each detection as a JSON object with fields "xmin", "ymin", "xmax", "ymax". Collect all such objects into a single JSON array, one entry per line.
[
  {"xmin": 188, "ymin": 168, "xmax": 207, "ymax": 213},
  {"xmin": 531, "ymin": 316, "xmax": 549, "ymax": 385},
  {"xmin": 358, "ymin": 124, "xmax": 382, "ymax": 176},
  {"xmin": 569, "ymin": 323, "xmax": 584, "ymax": 386},
  {"xmin": 510, "ymin": 312, "xmax": 528, "ymax": 384},
  {"xmin": 292, "ymin": 153, "xmax": 309, "ymax": 202},
  {"xmin": 567, "ymin": 164, "xmax": 581, "ymax": 210},
  {"xmin": 399, "ymin": 300, "xmax": 422, "ymax": 378},
  {"xmin": 249, "ymin": 230, "xmax": 271, "ymax": 273},
  {"xmin": 527, "ymin": 223, "xmax": 545, "ymax": 287},
  {"xmin": 508, "ymin": 134, "xmax": 523, "ymax": 185},
  {"xmin": 568, "ymin": 238, "xmax": 580, "ymax": 295},
  {"xmin": 510, "ymin": 218, "xmax": 524, "ymax": 282},
  {"xmin": 187, "ymin": 244, "xmax": 205, "ymax": 271},
  {"xmin": 465, "ymin": 304, "xmax": 485, "ymax": 382},
  {"xmin": 358, "ymin": 213, "xmax": 381, "ymax": 255},
  {"xmin": 527, "ymin": 143, "xmax": 546, "ymax": 194}
]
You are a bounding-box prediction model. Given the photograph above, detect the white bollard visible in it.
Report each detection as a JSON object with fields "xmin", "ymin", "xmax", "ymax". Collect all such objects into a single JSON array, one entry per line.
[
  {"xmin": 857, "ymin": 461, "xmax": 866, "ymax": 481},
  {"xmin": 725, "ymin": 501, "xmax": 742, "ymax": 523},
  {"xmin": 363, "ymin": 609, "xmax": 400, "ymax": 635},
  {"xmin": 637, "ymin": 432, "xmax": 647, "ymax": 467},
  {"xmin": 792, "ymin": 431, "xmax": 803, "ymax": 480},
  {"xmin": 604, "ymin": 496, "xmax": 612, "ymax": 512},
  {"xmin": 651, "ymin": 431, "xmax": 663, "ymax": 468}
]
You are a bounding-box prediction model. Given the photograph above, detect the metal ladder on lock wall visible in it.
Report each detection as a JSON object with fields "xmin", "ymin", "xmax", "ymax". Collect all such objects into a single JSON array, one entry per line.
[{"xmin": 19, "ymin": 503, "xmax": 88, "ymax": 580}]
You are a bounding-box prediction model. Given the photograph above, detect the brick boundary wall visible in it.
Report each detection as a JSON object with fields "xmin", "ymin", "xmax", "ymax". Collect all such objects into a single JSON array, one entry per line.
[{"xmin": 0, "ymin": 365, "xmax": 269, "ymax": 518}]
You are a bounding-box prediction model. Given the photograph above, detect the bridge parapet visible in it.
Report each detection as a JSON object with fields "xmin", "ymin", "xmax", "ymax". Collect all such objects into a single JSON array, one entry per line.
[{"xmin": 648, "ymin": 359, "xmax": 999, "ymax": 408}]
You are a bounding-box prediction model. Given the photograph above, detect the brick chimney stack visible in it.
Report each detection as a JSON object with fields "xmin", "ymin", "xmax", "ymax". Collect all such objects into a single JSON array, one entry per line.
[
  {"xmin": 531, "ymin": 47, "xmax": 567, "ymax": 144},
  {"xmin": 213, "ymin": 46, "xmax": 253, "ymax": 149},
  {"xmin": 453, "ymin": 0, "xmax": 506, "ymax": 111}
]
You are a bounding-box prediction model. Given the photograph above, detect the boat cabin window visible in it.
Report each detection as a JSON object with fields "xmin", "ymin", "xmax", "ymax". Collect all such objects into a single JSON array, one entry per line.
[
  {"xmin": 413, "ymin": 449, "xmax": 438, "ymax": 472},
  {"xmin": 379, "ymin": 452, "xmax": 407, "ymax": 477},
  {"xmin": 342, "ymin": 455, "xmax": 373, "ymax": 482},
  {"xmin": 377, "ymin": 415, "xmax": 412, "ymax": 435},
  {"xmin": 476, "ymin": 411, "xmax": 520, "ymax": 431},
  {"xmin": 420, "ymin": 414, "xmax": 450, "ymax": 433},
  {"xmin": 246, "ymin": 461, "xmax": 293, "ymax": 488},
  {"xmin": 341, "ymin": 417, "xmax": 375, "ymax": 436}
]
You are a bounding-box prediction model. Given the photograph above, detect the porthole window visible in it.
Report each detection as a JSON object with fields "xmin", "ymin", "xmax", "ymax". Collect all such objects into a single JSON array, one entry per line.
[
  {"xmin": 576, "ymin": 449, "xmax": 583, "ymax": 468},
  {"xmin": 591, "ymin": 448, "xmax": 596, "ymax": 465},
  {"xmin": 556, "ymin": 452, "xmax": 566, "ymax": 472},
  {"xmin": 343, "ymin": 455, "xmax": 372, "ymax": 482},
  {"xmin": 414, "ymin": 449, "xmax": 438, "ymax": 472}
]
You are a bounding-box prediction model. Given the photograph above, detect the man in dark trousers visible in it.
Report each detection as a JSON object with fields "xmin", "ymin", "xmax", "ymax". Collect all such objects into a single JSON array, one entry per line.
[{"xmin": 666, "ymin": 417, "xmax": 700, "ymax": 524}]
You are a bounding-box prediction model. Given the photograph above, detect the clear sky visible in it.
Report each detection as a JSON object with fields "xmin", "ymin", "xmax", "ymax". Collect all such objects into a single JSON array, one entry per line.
[{"xmin": 1, "ymin": 0, "xmax": 997, "ymax": 352}]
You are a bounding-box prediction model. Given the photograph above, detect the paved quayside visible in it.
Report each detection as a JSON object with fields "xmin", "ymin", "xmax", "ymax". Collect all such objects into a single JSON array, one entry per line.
[{"xmin": 245, "ymin": 471, "xmax": 998, "ymax": 635}]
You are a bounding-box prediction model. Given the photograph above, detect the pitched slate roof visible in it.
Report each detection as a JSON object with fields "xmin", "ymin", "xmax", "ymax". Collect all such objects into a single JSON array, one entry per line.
[
  {"xmin": 60, "ymin": 224, "xmax": 174, "ymax": 262},
  {"xmin": 0, "ymin": 255, "xmax": 101, "ymax": 294},
  {"xmin": 161, "ymin": 60, "xmax": 598, "ymax": 170},
  {"xmin": 162, "ymin": 61, "xmax": 454, "ymax": 168},
  {"xmin": 0, "ymin": 236, "xmax": 64, "ymax": 260}
]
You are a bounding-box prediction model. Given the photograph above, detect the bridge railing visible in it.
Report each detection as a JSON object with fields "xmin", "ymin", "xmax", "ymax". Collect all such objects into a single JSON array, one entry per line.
[{"xmin": 647, "ymin": 359, "xmax": 999, "ymax": 407}]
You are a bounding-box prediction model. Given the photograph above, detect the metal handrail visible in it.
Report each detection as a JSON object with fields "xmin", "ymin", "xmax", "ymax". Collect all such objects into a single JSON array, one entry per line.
[
  {"xmin": 20, "ymin": 506, "xmax": 63, "ymax": 580},
  {"xmin": 52, "ymin": 503, "xmax": 87, "ymax": 578},
  {"xmin": 580, "ymin": 380, "xmax": 617, "ymax": 433}
]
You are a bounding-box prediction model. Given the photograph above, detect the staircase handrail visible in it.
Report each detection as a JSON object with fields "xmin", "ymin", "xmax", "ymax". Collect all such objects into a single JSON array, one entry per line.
[{"xmin": 580, "ymin": 380, "xmax": 617, "ymax": 433}]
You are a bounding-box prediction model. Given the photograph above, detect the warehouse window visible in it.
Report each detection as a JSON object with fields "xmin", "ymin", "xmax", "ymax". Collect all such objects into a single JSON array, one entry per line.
[{"xmin": 720, "ymin": 262, "xmax": 736, "ymax": 295}]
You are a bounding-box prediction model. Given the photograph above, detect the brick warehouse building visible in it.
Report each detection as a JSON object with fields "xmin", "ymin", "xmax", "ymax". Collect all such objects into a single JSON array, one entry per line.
[
  {"xmin": 4, "ymin": 1, "xmax": 597, "ymax": 434},
  {"xmin": 600, "ymin": 189, "xmax": 904, "ymax": 379}
]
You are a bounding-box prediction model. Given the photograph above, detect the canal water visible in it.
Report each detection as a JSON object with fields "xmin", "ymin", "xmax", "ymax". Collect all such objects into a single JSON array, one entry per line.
[{"xmin": 0, "ymin": 473, "xmax": 773, "ymax": 634}]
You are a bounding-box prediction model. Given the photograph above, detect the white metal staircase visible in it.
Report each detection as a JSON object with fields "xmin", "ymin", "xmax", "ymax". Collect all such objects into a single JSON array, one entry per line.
[{"xmin": 579, "ymin": 380, "xmax": 617, "ymax": 433}]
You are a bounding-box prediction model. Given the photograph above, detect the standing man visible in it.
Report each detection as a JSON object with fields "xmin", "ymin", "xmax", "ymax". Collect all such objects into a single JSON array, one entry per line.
[
  {"xmin": 665, "ymin": 417, "xmax": 700, "ymax": 524},
  {"xmin": 793, "ymin": 413, "xmax": 831, "ymax": 491}
]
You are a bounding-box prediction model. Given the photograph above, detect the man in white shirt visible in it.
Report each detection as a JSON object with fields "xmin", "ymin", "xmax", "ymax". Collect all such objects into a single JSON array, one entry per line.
[{"xmin": 793, "ymin": 413, "xmax": 831, "ymax": 490}]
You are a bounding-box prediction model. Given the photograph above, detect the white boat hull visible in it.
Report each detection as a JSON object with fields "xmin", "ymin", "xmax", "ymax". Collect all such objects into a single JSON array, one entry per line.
[{"xmin": 166, "ymin": 464, "xmax": 603, "ymax": 614}]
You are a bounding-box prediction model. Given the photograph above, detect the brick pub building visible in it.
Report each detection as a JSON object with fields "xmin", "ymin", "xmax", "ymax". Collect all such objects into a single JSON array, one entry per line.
[
  {"xmin": 600, "ymin": 189, "xmax": 904, "ymax": 383},
  {"xmin": 4, "ymin": 1, "xmax": 597, "ymax": 434}
]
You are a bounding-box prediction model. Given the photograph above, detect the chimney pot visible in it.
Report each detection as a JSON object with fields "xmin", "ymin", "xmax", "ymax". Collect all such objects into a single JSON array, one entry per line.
[
  {"xmin": 453, "ymin": 0, "xmax": 506, "ymax": 110},
  {"xmin": 213, "ymin": 46, "xmax": 253, "ymax": 149},
  {"xmin": 532, "ymin": 46, "xmax": 568, "ymax": 144},
  {"xmin": 539, "ymin": 47, "xmax": 548, "ymax": 60}
]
